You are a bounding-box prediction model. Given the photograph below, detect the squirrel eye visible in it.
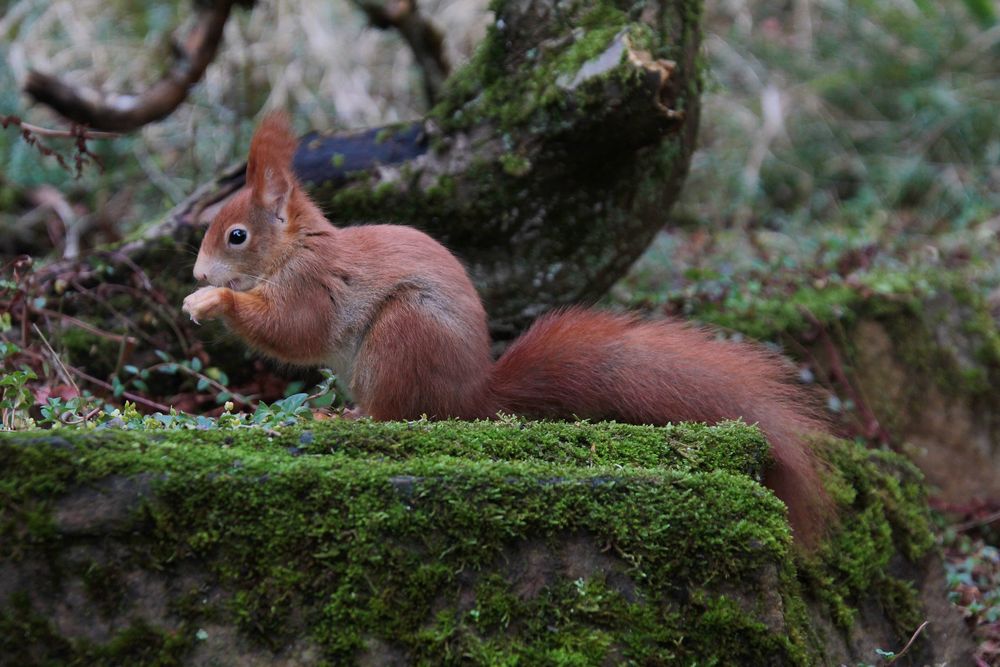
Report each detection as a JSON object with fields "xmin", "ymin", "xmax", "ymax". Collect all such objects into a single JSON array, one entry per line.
[{"xmin": 228, "ymin": 228, "xmax": 248, "ymax": 246}]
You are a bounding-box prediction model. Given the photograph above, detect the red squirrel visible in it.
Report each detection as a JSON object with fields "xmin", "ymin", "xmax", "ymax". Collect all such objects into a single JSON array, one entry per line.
[{"xmin": 183, "ymin": 114, "xmax": 833, "ymax": 545}]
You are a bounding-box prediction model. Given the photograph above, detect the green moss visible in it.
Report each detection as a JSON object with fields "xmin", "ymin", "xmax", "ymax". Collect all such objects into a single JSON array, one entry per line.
[
  {"xmin": 852, "ymin": 271, "xmax": 1000, "ymax": 409},
  {"xmin": 657, "ymin": 266, "xmax": 1000, "ymax": 418},
  {"xmin": 681, "ymin": 282, "xmax": 860, "ymax": 340},
  {"xmin": 796, "ymin": 437, "xmax": 933, "ymax": 632},
  {"xmin": 657, "ymin": 268, "xmax": 939, "ymax": 342},
  {"xmin": 0, "ymin": 592, "xmax": 191, "ymax": 666},
  {"xmin": 432, "ymin": 0, "xmax": 637, "ymax": 133},
  {"xmin": 693, "ymin": 593, "xmax": 802, "ymax": 662},
  {"xmin": 0, "ymin": 421, "xmax": 935, "ymax": 664},
  {"xmin": 499, "ymin": 152, "xmax": 532, "ymax": 177},
  {"xmin": 877, "ymin": 577, "xmax": 924, "ymax": 637},
  {"xmin": 80, "ymin": 560, "xmax": 128, "ymax": 617},
  {"xmin": 372, "ymin": 180, "xmax": 398, "ymax": 201}
]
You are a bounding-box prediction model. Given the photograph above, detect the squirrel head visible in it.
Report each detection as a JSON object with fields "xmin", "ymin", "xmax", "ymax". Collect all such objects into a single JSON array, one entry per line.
[{"xmin": 193, "ymin": 113, "xmax": 301, "ymax": 291}]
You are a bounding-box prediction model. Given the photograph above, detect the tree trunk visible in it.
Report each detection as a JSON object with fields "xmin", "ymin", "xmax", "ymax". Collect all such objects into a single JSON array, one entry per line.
[{"xmin": 297, "ymin": 0, "xmax": 702, "ymax": 336}]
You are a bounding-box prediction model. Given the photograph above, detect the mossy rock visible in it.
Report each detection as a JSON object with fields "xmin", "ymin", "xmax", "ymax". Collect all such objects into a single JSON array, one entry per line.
[
  {"xmin": 665, "ymin": 267, "xmax": 1000, "ymax": 503},
  {"xmin": 0, "ymin": 421, "xmax": 972, "ymax": 665}
]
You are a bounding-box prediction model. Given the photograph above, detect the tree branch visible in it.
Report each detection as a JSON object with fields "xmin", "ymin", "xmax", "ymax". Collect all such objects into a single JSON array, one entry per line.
[
  {"xmin": 353, "ymin": 0, "xmax": 450, "ymax": 104},
  {"xmin": 0, "ymin": 115, "xmax": 115, "ymax": 176},
  {"xmin": 23, "ymin": 0, "xmax": 239, "ymax": 132}
]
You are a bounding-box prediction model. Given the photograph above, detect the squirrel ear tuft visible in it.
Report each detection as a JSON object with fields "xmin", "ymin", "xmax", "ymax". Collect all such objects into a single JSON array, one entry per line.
[{"xmin": 246, "ymin": 112, "xmax": 297, "ymax": 218}]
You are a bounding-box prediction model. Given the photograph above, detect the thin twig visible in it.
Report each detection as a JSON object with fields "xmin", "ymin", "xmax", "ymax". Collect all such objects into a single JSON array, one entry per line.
[
  {"xmin": 66, "ymin": 365, "xmax": 172, "ymax": 413},
  {"xmin": 34, "ymin": 305, "xmax": 138, "ymax": 348},
  {"xmin": 0, "ymin": 115, "xmax": 112, "ymax": 176},
  {"xmin": 106, "ymin": 249, "xmax": 154, "ymax": 292},
  {"xmin": 30, "ymin": 323, "xmax": 81, "ymax": 396},
  {"xmin": 885, "ymin": 620, "xmax": 928, "ymax": 664},
  {"xmin": 799, "ymin": 306, "xmax": 892, "ymax": 446},
  {"xmin": 146, "ymin": 361, "xmax": 253, "ymax": 407},
  {"xmin": 4, "ymin": 118, "xmax": 119, "ymax": 139},
  {"xmin": 952, "ymin": 509, "xmax": 1000, "ymax": 534},
  {"xmin": 68, "ymin": 280, "xmax": 192, "ymax": 359}
]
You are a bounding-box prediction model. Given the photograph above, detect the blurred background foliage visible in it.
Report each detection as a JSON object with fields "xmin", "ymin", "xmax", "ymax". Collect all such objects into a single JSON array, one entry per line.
[
  {"xmin": 0, "ymin": 0, "xmax": 487, "ymax": 257},
  {"xmin": 4, "ymin": 0, "xmax": 1000, "ymax": 425},
  {"xmin": 618, "ymin": 0, "xmax": 1000, "ymax": 309},
  {"xmin": 2, "ymin": 0, "xmax": 999, "ymax": 280}
]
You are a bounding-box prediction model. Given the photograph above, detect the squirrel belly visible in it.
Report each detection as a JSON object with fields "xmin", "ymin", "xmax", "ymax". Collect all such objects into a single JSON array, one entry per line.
[{"xmin": 184, "ymin": 112, "xmax": 833, "ymax": 546}]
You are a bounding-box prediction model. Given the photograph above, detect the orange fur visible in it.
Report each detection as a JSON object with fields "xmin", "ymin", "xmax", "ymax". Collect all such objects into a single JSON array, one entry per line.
[
  {"xmin": 487, "ymin": 309, "xmax": 832, "ymax": 546},
  {"xmin": 246, "ymin": 112, "xmax": 297, "ymax": 212},
  {"xmin": 185, "ymin": 113, "xmax": 834, "ymax": 547}
]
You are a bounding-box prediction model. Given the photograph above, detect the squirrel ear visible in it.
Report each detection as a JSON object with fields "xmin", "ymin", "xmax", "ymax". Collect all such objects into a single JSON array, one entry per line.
[{"xmin": 246, "ymin": 112, "xmax": 297, "ymax": 220}]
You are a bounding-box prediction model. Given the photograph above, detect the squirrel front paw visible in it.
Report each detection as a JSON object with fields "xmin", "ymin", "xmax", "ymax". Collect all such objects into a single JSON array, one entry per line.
[{"xmin": 183, "ymin": 287, "xmax": 228, "ymax": 324}]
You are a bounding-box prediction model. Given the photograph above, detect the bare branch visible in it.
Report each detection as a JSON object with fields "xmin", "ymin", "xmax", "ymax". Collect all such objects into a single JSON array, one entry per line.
[
  {"xmin": 23, "ymin": 0, "xmax": 239, "ymax": 132},
  {"xmin": 884, "ymin": 620, "xmax": 929, "ymax": 664},
  {"xmin": 2, "ymin": 120, "xmax": 118, "ymax": 140},
  {"xmin": 353, "ymin": 0, "xmax": 450, "ymax": 104},
  {"xmin": 0, "ymin": 115, "xmax": 113, "ymax": 177},
  {"xmin": 952, "ymin": 508, "xmax": 1000, "ymax": 533}
]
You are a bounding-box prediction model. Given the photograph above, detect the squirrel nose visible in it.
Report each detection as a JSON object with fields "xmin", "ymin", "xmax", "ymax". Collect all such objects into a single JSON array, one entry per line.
[{"xmin": 194, "ymin": 270, "xmax": 207, "ymax": 282}]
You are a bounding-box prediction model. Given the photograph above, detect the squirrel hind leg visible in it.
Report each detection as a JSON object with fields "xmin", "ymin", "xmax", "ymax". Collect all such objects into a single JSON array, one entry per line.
[
  {"xmin": 340, "ymin": 406, "xmax": 369, "ymax": 420},
  {"xmin": 352, "ymin": 299, "xmax": 492, "ymax": 421}
]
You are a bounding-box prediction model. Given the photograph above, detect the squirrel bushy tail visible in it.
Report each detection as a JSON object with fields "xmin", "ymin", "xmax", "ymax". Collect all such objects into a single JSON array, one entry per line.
[{"xmin": 487, "ymin": 308, "xmax": 832, "ymax": 545}]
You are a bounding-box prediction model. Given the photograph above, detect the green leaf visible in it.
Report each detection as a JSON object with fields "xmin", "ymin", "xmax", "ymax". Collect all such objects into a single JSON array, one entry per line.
[
  {"xmin": 275, "ymin": 393, "xmax": 309, "ymax": 413},
  {"xmin": 206, "ymin": 367, "xmax": 229, "ymax": 386}
]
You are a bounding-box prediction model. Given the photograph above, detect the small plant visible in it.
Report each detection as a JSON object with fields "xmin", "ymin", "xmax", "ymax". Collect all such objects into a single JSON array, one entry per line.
[
  {"xmin": 119, "ymin": 350, "xmax": 250, "ymax": 407},
  {"xmin": 941, "ymin": 529, "xmax": 1000, "ymax": 665},
  {"xmin": 34, "ymin": 367, "xmax": 341, "ymax": 432},
  {"xmin": 0, "ymin": 341, "xmax": 36, "ymax": 430},
  {"xmin": 250, "ymin": 369, "xmax": 342, "ymax": 428}
]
